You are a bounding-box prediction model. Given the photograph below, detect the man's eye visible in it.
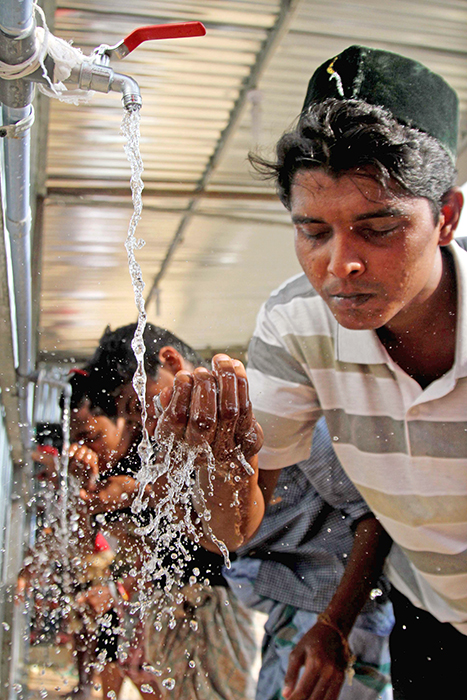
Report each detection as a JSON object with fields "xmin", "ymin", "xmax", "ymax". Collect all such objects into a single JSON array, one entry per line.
[
  {"xmin": 295, "ymin": 225, "xmax": 329, "ymax": 240},
  {"xmin": 360, "ymin": 224, "xmax": 399, "ymax": 238}
]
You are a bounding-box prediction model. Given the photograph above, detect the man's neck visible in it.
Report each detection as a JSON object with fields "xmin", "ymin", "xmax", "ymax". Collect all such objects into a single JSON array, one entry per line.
[{"xmin": 377, "ymin": 250, "xmax": 457, "ymax": 389}]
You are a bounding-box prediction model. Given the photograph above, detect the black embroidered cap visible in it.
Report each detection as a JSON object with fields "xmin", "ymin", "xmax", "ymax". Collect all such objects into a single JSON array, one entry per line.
[{"xmin": 301, "ymin": 45, "xmax": 459, "ymax": 160}]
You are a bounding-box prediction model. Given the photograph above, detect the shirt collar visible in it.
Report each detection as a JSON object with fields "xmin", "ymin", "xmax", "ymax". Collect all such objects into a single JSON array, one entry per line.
[
  {"xmin": 450, "ymin": 240, "xmax": 467, "ymax": 379},
  {"xmin": 335, "ymin": 241, "xmax": 467, "ymax": 378}
]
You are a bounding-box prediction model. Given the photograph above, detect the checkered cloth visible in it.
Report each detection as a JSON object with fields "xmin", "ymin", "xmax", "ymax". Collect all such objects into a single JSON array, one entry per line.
[{"xmin": 230, "ymin": 417, "xmax": 391, "ymax": 618}]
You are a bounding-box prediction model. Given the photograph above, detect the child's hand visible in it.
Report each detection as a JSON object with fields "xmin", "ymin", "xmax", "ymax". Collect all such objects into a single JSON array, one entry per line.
[
  {"xmin": 69, "ymin": 443, "xmax": 99, "ymax": 490},
  {"xmin": 80, "ymin": 475, "xmax": 137, "ymax": 513}
]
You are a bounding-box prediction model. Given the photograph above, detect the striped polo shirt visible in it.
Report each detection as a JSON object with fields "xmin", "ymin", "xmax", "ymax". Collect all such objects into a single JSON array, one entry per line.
[{"xmin": 248, "ymin": 241, "xmax": 467, "ymax": 632}]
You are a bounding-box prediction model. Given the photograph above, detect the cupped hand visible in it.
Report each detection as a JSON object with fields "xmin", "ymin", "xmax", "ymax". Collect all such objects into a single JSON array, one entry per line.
[
  {"xmin": 76, "ymin": 583, "xmax": 115, "ymax": 616},
  {"xmin": 155, "ymin": 354, "xmax": 263, "ymax": 465},
  {"xmin": 80, "ymin": 474, "xmax": 137, "ymax": 514}
]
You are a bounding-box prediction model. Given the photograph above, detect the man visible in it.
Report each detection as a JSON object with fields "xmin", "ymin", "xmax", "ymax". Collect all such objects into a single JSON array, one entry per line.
[
  {"xmin": 83, "ymin": 323, "xmax": 258, "ymax": 700},
  {"xmin": 240, "ymin": 46, "xmax": 466, "ymax": 699},
  {"xmin": 26, "ymin": 371, "xmax": 162, "ymax": 700}
]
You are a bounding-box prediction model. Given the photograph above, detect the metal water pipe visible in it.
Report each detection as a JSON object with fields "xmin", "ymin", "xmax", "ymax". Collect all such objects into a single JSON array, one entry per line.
[
  {"xmin": 0, "ymin": 9, "xmax": 206, "ymax": 458},
  {"xmin": 0, "ymin": 0, "xmax": 36, "ymax": 455}
]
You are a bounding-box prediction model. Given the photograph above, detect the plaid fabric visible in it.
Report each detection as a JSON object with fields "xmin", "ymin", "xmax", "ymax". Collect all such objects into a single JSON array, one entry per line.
[
  {"xmin": 257, "ymin": 604, "xmax": 393, "ymax": 700},
  {"xmin": 144, "ymin": 585, "xmax": 257, "ymax": 699},
  {"xmin": 227, "ymin": 558, "xmax": 393, "ymax": 700},
  {"xmin": 232, "ymin": 417, "xmax": 391, "ymax": 620}
]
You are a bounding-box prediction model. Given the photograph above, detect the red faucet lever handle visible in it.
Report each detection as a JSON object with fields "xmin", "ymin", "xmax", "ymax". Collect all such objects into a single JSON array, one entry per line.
[{"xmin": 116, "ymin": 22, "xmax": 206, "ymax": 57}]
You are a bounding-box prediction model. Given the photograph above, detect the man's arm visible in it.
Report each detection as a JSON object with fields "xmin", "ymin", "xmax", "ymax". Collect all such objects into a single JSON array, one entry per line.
[
  {"xmin": 82, "ymin": 355, "xmax": 266, "ymax": 552},
  {"xmin": 155, "ymin": 354, "xmax": 266, "ymax": 551},
  {"xmin": 282, "ymin": 516, "xmax": 392, "ymax": 700}
]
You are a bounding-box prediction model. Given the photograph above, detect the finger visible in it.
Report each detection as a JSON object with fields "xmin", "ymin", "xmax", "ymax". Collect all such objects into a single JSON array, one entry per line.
[
  {"xmin": 211, "ymin": 354, "xmax": 239, "ymax": 459},
  {"xmin": 158, "ymin": 385, "xmax": 173, "ymax": 409},
  {"xmin": 69, "ymin": 443, "xmax": 80, "ymax": 458},
  {"xmin": 232, "ymin": 360, "xmax": 263, "ymax": 460},
  {"xmin": 73, "ymin": 446, "xmax": 96, "ymax": 464},
  {"xmin": 185, "ymin": 368, "xmax": 217, "ymax": 446},
  {"xmin": 309, "ymin": 673, "xmax": 344, "ymax": 700},
  {"xmin": 283, "ymin": 648, "xmax": 311, "ymax": 699},
  {"xmin": 155, "ymin": 371, "xmax": 193, "ymax": 442}
]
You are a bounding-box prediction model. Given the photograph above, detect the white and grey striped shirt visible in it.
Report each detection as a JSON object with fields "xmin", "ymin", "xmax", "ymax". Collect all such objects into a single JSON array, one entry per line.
[{"xmin": 248, "ymin": 241, "xmax": 467, "ymax": 632}]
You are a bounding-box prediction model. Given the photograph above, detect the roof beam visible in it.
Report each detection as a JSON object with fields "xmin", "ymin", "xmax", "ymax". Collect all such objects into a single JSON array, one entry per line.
[{"xmin": 143, "ymin": 0, "xmax": 304, "ymax": 309}]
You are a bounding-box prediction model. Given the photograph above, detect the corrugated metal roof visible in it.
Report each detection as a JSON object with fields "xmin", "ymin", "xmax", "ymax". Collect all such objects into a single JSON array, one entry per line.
[{"xmin": 37, "ymin": 0, "xmax": 467, "ymax": 358}]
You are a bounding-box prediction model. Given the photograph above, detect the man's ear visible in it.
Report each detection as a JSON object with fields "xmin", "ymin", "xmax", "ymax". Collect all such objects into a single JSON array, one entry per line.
[
  {"xmin": 158, "ymin": 346, "xmax": 184, "ymax": 376},
  {"xmin": 438, "ymin": 188, "xmax": 464, "ymax": 246}
]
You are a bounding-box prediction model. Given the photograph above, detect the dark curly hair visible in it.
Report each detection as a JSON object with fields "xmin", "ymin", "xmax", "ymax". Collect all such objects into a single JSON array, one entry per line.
[
  {"xmin": 86, "ymin": 323, "xmax": 207, "ymax": 416},
  {"xmin": 250, "ymin": 98, "xmax": 457, "ymax": 220}
]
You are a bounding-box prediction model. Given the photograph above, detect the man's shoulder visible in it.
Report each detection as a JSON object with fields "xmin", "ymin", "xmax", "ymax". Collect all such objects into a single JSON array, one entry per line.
[
  {"xmin": 264, "ymin": 272, "xmax": 320, "ymax": 313},
  {"xmin": 257, "ymin": 273, "xmax": 335, "ymax": 344}
]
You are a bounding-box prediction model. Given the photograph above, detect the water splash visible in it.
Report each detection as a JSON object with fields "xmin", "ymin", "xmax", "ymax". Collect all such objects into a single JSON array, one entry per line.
[{"xmin": 119, "ymin": 109, "xmax": 253, "ymax": 635}]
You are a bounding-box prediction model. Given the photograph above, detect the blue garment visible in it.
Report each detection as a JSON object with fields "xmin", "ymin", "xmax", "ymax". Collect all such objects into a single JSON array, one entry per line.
[
  {"xmin": 230, "ymin": 417, "xmax": 392, "ymax": 620},
  {"xmin": 224, "ymin": 417, "xmax": 394, "ymax": 699}
]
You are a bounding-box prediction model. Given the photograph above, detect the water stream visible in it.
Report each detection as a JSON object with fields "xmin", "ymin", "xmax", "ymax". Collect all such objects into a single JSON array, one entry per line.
[
  {"xmin": 120, "ymin": 108, "xmax": 154, "ymax": 484},
  {"xmin": 120, "ymin": 108, "xmax": 233, "ymax": 633}
]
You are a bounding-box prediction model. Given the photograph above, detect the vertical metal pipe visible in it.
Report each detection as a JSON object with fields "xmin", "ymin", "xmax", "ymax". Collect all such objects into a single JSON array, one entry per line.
[
  {"xmin": 0, "ymin": 4, "xmax": 37, "ymax": 698},
  {"xmin": 0, "ymin": 0, "xmax": 36, "ymax": 448}
]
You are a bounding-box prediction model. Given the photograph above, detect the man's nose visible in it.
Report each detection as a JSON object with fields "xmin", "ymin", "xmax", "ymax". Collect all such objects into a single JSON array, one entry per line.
[{"xmin": 327, "ymin": 233, "xmax": 365, "ymax": 278}]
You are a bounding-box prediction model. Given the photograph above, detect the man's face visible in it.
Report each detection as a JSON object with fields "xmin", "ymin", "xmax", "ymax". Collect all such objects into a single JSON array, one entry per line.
[
  {"xmin": 290, "ymin": 168, "xmax": 446, "ymax": 332},
  {"xmin": 70, "ymin": 403, "xmax": 133, "ymax": 473},
  {"xmin": 113, "ymin": 366, "xmax": 175, "ymax": 436}
]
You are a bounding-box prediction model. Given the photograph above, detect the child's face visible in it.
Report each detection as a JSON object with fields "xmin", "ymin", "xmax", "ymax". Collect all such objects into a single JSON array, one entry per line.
[{"xmin": 71, "ymin": 403, "xmax": 135, "ymax": 472}]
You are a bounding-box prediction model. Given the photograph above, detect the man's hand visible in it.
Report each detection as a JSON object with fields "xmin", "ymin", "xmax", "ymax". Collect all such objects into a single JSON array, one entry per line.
[
  {"xmin": 68, "ymin": 443, "xmax": 99, "ymax": 490},
  {"xmin": 76, "ymin": 583, "xmax": 116, "ymax": 616},
  {"xmin": 156, "ymin": 354, "xmax": 263, "ymax": 464},
  {"xmin": 154, "ymin": 354, "xmax": 265, "ymax": 550},
  {"xmin": 281, "ymin": 517, "xmax": 392, "ymax": 700},
  {"xmin": 33, "ymin": 443, "xmax": 99, "ymax": 492},
  {"xmin": 282, "ymin": 621, "xmax": 348, "ymax": 700}
]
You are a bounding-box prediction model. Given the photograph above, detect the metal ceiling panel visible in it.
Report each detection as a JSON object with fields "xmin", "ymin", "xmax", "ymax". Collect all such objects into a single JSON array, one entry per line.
[{"xmin": 37, "ymin": 0, "xmax": 467, "ymax": 360}]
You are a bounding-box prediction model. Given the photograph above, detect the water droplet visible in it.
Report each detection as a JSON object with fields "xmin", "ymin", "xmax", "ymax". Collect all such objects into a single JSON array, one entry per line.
[
  {"xmin": 370, "ymin": 588, "xmax": 383, "ymax": 600},
  {"xmin": 162, "ymin": 678, "xmax": 176, "ymax": 690},
  {"xmin": 189, "ymin": 620, "xmax": 198, "ymax": 631},
  {"xmin": 140, "ymin": 685, "xmax": 154, "ymax": 694}
]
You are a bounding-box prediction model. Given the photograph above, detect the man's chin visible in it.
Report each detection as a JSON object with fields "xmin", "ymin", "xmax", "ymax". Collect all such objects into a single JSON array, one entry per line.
[{"xmin": 329, "ymin": 307, "xmax": 385, "ymax": 332}]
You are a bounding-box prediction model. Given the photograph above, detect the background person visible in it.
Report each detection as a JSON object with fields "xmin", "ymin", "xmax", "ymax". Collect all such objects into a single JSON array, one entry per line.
[
  {"xmin": 24, "ymin": 371, "xmax": 162, "ymax": 700},
  {"xmin": 225, "ymin": 416, "xmax": 394, "ymax": 700},
  {"xmin": 82, "ymin": 323, "xmax": 258, "ymax": 700}
]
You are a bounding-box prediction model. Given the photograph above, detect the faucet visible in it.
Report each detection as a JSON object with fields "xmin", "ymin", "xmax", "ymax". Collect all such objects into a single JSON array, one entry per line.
[{"xmin": 29, "ymin": 21, "xmax": 206, "ymax": 111}]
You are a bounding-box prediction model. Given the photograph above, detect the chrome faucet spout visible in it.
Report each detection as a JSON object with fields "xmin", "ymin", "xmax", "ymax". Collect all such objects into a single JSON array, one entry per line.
[
  {"xmin": 67, "ymin": 62, "xmax": 142, "ymax": 110},
  {"xmin": 110, "ymin": 72, "xmax": 142, "ymax": 111}
]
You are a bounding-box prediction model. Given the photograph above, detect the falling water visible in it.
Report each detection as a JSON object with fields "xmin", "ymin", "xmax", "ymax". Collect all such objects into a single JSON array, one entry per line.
[
  {"xmin": 119, "ymin": 108, "xmax": 238, "ymax": 630},
  {"xmin": 120, "ymin": 108, "xmax": 153, "ymax": 482},
  {"xmin": 58, "ymin": 391, "xmax": 71, "ymax": 551}
]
